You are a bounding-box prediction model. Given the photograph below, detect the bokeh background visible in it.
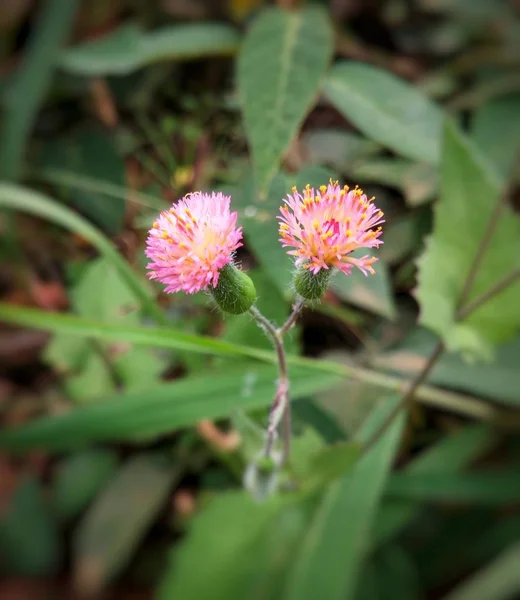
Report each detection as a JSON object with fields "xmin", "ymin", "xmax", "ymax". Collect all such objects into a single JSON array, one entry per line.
[{"xmin": 1, "ymin": 0, "xmax": 520, "ymax": 598}]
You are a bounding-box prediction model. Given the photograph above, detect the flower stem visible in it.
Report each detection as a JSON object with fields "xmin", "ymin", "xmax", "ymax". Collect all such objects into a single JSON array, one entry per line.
[{"xmin": 249, "ymin": 298, "xmax": 304, "ymax": 465}]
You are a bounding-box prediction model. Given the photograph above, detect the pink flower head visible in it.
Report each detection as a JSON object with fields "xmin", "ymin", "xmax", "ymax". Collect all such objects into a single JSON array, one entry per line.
[
  {"xmin": 278, "ymin": 180, "xmax": 384, "ymax": 276},
  {"xmin": 145, "ymin": 191, "xmax": 242, "ymax": 294}
]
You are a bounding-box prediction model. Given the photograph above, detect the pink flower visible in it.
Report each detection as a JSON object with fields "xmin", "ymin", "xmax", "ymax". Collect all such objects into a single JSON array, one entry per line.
[
  {"xmin": 278, "ymin": 181, "xmax": 384, "ymax": 276},
  {"xmin": 145, "ymin": 191, "xmax": 243, "ymax": 294}
]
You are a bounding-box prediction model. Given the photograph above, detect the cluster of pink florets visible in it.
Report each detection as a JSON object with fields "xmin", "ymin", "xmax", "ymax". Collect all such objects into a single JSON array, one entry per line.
[
  {"xmin": 278, "ymin": 181, "xmax": 384, "ymax": 276},
  {"xmin": 145, "ymin": 181, "xmax": 384, "ymax": 294}
]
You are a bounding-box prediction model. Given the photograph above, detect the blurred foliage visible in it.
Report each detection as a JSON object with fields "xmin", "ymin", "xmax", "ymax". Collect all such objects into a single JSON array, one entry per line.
[{"xmin": 1, "ymin": 0, "xmax": 520, "ymax": 598}]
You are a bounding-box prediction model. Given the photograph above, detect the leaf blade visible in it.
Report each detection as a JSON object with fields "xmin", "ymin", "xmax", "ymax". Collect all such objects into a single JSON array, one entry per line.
[
  {"xmin": 238, "ymin": 5, "xmax": 333, "ymax": 192},
  {"xmin": 415, "ymin": 121, "xmax": 520, "ymax": 357},
  {"xmin": 324, "ymin": 61, "xmax": 444, "ymax": 164}
]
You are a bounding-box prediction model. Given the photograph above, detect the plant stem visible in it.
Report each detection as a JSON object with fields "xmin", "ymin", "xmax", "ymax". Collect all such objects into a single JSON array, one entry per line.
[
  {"xmin": 249, "ymin": 298, "xmax": 304, "ymax": 465},
  {"xmin": 279, "ymin": 296, "xmax": 305, "ymax": 336},
  {"xmin": 249, "ymin": 306, "xmax": 290, "ymax": 463}
]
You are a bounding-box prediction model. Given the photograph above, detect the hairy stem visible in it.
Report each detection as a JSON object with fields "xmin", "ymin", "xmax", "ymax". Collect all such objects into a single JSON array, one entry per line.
[
  {"xmin": 249, "ymin": 306, "xmax": 290, "ymax": 464},
  {"xmin": 249, "ymin": 298, "xmax": 305, "ymax": 465}
]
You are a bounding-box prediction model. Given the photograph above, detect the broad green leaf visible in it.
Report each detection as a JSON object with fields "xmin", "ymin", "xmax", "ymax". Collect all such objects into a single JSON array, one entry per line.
[
  {"xmin": 386, "ymin": 470, "xmax": 520, "ymax": 505},
  {"xmin": 0, "ymin": 0, "xmax": 80, "ymax": 180},
  {"xmin": 45, "ymin": 258, "xmax": 165, "ymax": 402},
  {"xmin": 60, "ymin": 22, "xmax": 240, "ymax": 76},
  {"xmin": 374, "ymin": 328, "xmax": 520, "ymax": 406},
  {"xmin": 331, "ymin": 255, "xmax": 396, "ymax": 320},
  {"xmin": 299, "ymin": 441, "xmax": 361, "ymax": 490},
  {"xmin": 324, "ymin": 61, "xmax": 444, "ymax": 164},
  {"xmin": 348, "ymin": 159, "xmax": 439, "ymax": 207},
  {"xmin": 0, "ymin": 183, "xmax": 165, "ymax": 324},
  {"xmin": 301, "ymin": 129, "xmax": 380, "ymax": 171},
  {"xmin": 442, "ymin": 543, "xmax": 520, "ymax": 600},
  {"xmin": 472, "ymin": 93, "xmax": 520, "ymax": 179},
  {"xmin": 0, "ymin": 476, "xmax": 61, "ymax": 576},
  {"xmin": 40, "ymin": 128, "xmax": 126, "ymax": 234},
  {"xmin": 283, "ymin": 396, "xmax": 405, "ymax": 600},
  {"xmin": 158, "ymin": 491, "xmax": 306, "ymax": 600},
  {"xmin": 415, "ymin": 121, "xmax": 520, "ymax": 357},
  {"xmin": 372, "ymin": 423, "xmax": 496, "ymax": 546},
  {"xmin": 52, "ymin": 449, "xmax": 118, "ymax": 521},
  {"xmin": 73, "ymin": 452, "xmax": 178, "ymax": 589},
  {"xmin": 230, "ymin": 173, "xmax": 293, "ymax": 295},
  {"xmin": 238, "ymin": 5, "xmax": 333, "ymax": 191},
  {"xmin": 0, "ymin": 364, "xmax": 339, "ymax": 453}
]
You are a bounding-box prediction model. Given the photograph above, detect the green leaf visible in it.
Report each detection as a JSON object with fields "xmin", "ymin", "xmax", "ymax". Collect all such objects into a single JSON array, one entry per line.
[
  {"xmin": 0, "ymin": 364, "xmax": 339, "ymax": 453},
  {"xmin": 0, "ymin": 476, "xmax": 61, "ymax": 576},
  {"xmin": 0, "ymin": 182, "xmax": 165, "ymax": 324},
  {"xmin": 374, "ymin": 328, "xmax": 520, "ymax": 406},
  {"xmin": 299, "ymin": 441, "xmax": 361, "ymax": 490},
  {"xmin": 0, "ymin": 0, "xmax": 80, "ymax": 180},
  {"xmin": 73, "ymin": 452, "xmax": 178, "ymax": 589},
  {"xmin": 331, "ymin": 255, "xmax": 396, "ymax": 320},
  {"xmin": 231, "ymin": 173, "xmax": 293, "ymax": 295},
  {"xmin": 41, "ymin": 128, "xmax": 126, "ymax": 234},
  {"xmin": 442, "ymin": 543, "xmax": 520, "ymax": 600},
  {"xmin": 415, "ymin": 121, "xmax": 520, "ymax": 357},
  {"xmin": 52, "ymin": 449, "xmax": 118, "ymax": 521},
  {"xmin": 283, "ymin": 396, "xmax": 405, "ymax": 600},
  {"xmin": 301, "ymin": 129, "xmax": 380, "ymax": 172},
  {"xmin": 324, "ymin": 61, "xmax": 444, "ymax": 164},
  {"xmin": 386, "ymin": 470, "xmax": 520, "ymax": 505},
  {"xmin": 472, "ymin": 93, "xmax": 520, "ymax": 179},
  {"xmin": 45, "ymin": 258, "xmax": 165, "ymax": 402},
  {"xmin": 372, "ymin": 423, "xmax": 496, "ymax": 547},
  {"xmin": 238, "ymin": 5, "xmax": 333, "ymax": 192},
  {"xmin": 158, "ymin": 491, "xmax": 301, "ymax": 600},
  {"xmin": 60, "ymin": 22, "xmax": 240, "ymax": 76}
]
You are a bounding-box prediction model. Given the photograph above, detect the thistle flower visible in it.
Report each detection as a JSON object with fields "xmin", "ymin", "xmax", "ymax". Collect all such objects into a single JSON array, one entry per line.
[
  {"xmin": 278, "ymin": 180, "xmax": 384, "ymax": 277},
  {"xmin": 145, "ymin": 191, "xmax": 243, "ymax": 295}
]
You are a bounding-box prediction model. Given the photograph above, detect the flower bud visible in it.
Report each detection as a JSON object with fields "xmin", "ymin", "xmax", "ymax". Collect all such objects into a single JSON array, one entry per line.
[
  {"xmin": 293, "ymin": 266, "xmax": 332, "ymax": 300},
  {"xmin": 210, "ymin": 263, "xmax": 257, "ymax": 314}
]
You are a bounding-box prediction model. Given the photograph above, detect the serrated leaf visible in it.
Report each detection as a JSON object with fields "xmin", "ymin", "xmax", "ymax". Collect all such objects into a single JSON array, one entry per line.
[
  {"xmin": 283, "ymin": 396, "xmax": 405, "ymax": 600},
  {"xmin": 324, "ymin": 61, "xmax": 444, "ymax": 164},
  {"xmin": 60, "ymin": 22, "xmax": 240, "ymax": 76},
  {"xmin": 238, "ymin": 4, "xmax": 333, "ymax": 192},
  {"xmin": 415, "ymin": 121, "xmax": 520, "ymax": 357}
]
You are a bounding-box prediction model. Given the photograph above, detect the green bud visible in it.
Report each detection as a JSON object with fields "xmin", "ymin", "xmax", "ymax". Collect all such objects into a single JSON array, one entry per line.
[
  {"xmin": 210, "ymin": 263, "xmax": 257, "ymax": 314},
  {"xmin": 293, "ymin": 266, "xmax": 332, "ymax": 300}
]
